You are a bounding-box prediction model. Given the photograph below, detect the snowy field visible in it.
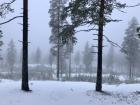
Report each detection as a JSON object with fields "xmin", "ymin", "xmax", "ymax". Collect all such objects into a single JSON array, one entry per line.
[{"xmin": 0, "ymin": 80, "xmax": 140, "ymax": 105}]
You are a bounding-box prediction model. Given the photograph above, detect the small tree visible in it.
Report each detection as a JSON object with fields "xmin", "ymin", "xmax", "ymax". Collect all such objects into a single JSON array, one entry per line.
[{"xmin": 6, "ymin": 40, "xmax": 16, "ymax": 75}]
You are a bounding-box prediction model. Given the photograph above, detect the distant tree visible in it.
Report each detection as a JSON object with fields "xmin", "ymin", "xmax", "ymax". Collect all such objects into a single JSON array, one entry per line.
[
  {"xmin": 74, "ymin": 51, "xmax": 80, "ymax": 66},
  {"xmin": 83, "ymin": 42, "xmax": 93, "ymax": 73},
  {"xmin": 121, "ymin": 17, "xmax": 140, "ymax": 79},
  {"xmin": 64, "ymin": 39, "xmax": 73, "ymax": 79},
  {"xmin": 6, "ymin": 40, "xmax": 16, "ymax": 75},
  {"xmin": 0, "ymin": 31, "xmax": 3, "ymax": 60},
  {"xmin": 35, "ymin": 48, "xmax": 42, "ymax": 64},
  {"xmin": 48, "ymin": 50, "xmax": 54, "ymax": 71},
  {"xmin": 74, "ymin": 51, "xmax": 80, "ymax": 74},
  {"xmin": 106, "ymin": 44, "xmax": 114, "ymax": 74}
]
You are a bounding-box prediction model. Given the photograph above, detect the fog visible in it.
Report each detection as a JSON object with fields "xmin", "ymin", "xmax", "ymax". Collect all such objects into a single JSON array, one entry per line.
[{"xmin": 0, "ymin": 0, "xmax": 139, "ymax": 55}]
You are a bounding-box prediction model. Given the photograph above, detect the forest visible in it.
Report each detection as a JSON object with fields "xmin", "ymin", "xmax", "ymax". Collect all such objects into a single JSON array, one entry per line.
[{"xmin": 0, "ymin": 0, "xmax": 140, "ymax": 105}]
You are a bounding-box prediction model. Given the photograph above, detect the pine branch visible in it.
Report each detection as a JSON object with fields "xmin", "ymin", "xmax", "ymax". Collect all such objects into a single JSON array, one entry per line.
[{"xmin": 0, "ymin": 16, "xmax": 23, "ymax": 25}]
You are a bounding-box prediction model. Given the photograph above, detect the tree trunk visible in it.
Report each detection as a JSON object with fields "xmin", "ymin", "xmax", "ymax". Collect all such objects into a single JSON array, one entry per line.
[
  {"xmin": 129, "ymin": 63, "xmax": 132, "ymax": 80},
  {"xmin": 68, "ymin": 52, "xmax": 71, "ymax": 80},
  {"xmin": 22, "ymin": 0, "xmax": 30, "ymax": 91},
  {"xmin": 96, "ymin": 0, "xmax": 105, "ymax": 92},
  {"xmin": 10, "ymin": 66, "xmax": 13, "ymax": 79},
  {"xmin": 132, "ymin": 63, "xmax": 134, "ymax": 79},
  {"xmin": 56, "ymin": 0, "xmax": 61, "ymax": 81}
]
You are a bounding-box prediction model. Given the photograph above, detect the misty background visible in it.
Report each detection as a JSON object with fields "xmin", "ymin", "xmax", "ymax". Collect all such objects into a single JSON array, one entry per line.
[
  {"xmin": 0, "ymin": 0, "xmax": 140, "ymax": 82},
  {"xmin": 0, "ymin": 0, "xmax": 140, "ymax": 53}
]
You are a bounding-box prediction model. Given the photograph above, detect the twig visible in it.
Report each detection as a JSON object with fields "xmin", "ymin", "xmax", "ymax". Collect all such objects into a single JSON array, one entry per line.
[
  {"xmin": 103, "ymin": 35, "xmax": 122, "ymax": 48},
  {"xmin": 103, "ymin": 35, "xmax": 128, "ymax": 54}
]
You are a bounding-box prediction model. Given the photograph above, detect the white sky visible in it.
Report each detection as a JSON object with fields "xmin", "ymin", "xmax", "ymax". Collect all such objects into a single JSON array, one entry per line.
[{"xmin": 0, "ymin": 0, "xmax": 140, "ymax": 55}]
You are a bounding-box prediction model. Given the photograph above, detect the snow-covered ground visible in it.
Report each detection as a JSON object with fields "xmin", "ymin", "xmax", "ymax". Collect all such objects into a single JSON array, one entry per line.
[{"xmin": 0, "ymin": 80, "xmax": 140, "ymax": 105}]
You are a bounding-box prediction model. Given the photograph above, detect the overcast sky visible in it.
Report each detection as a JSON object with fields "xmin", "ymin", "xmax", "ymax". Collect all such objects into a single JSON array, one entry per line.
[{"xmin": 0, "ymin": 0, "xmax": 140, "ymax": 55}]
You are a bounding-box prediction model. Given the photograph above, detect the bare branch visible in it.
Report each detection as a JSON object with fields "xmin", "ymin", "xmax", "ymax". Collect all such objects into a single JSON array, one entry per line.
[
  {"xmin": 75, "ymin": 28, "xmax": 98, "ymax": 33},
  {"xmin": 0, "ymin": 16, "xmax": 23, "ymax": 25},
  {"xmin": 103, "ymin": 35, "xmax": 122, "ymax": 48},
  {"xmin": 114, "ymin": 7, "xmax": 127, "ymax": 13},
  {"xmin": 126, "ymin": 3, "xmax": 140, "ymax": 8},
  {"xmin": 103, "ymin": 35, "xmax": 128, "ymax": 54}
]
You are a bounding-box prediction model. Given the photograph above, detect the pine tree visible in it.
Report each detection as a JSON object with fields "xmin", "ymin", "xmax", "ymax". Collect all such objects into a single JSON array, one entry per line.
[
  {"xmin": 121, "ymin": 17, "xmax": 140, "ymax": 80},
  {"xmin": 60, "ymin": 0, "xmax": 128, "ymax": 92},
  {"xmin": 6, "ymin": 40, "xmax": 16, "ymax": 76},
  {"xmin": 49, "ymin": 0, "xmax": 68, "ymax": 80}
]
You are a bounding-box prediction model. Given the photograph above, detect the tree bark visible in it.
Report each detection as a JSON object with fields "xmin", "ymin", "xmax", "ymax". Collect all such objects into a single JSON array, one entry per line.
[
  {"xmin": 96, "ymin": 0, "xmax": 105, "ymax": 92},
  {"xmin": 22, "ymin": 0, "xmax": 30, "ymax": 91}
]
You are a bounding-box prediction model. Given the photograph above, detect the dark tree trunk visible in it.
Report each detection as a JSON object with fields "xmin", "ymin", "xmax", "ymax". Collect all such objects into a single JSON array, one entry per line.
[
  {"xmin": 57, "ymin": 30, "xmax": 60, "ymax": 81},
  {"xmin": 22, "ymin": 0, "xmax": 30, "ymax": 91},
  {"xmin": 96, "ymin": 0, "xmax": 105, "ymax": 92}
]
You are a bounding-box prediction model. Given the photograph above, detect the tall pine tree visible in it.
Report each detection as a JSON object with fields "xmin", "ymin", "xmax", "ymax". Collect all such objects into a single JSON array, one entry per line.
[
  {"xmin": 49, "ymin": 0, "xmax": 68, "ymax": 80},
  {"xmin": 60, "ymin": 0, "xmax": 129, "ymax": 92}
]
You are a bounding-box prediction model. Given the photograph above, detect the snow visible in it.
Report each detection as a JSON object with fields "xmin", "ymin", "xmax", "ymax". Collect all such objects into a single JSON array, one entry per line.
[{"xmin": 0, "ymin": 80, "xmax": 140, "ymax": 105}]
